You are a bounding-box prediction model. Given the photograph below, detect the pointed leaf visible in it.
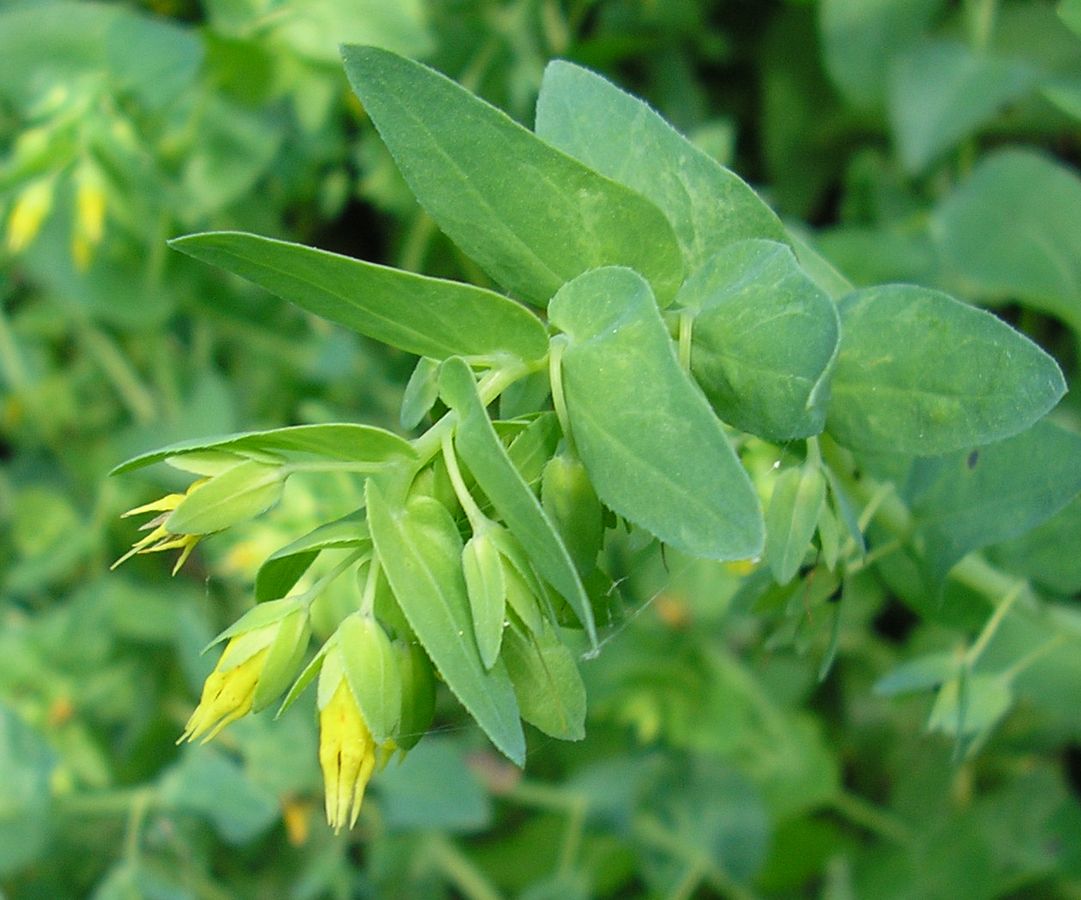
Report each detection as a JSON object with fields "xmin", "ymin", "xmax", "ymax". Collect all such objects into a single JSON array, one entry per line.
[
  {"xmin": 255, "ymin": 512, "xmax": 370, "ymax": 602},
  {"xmin": 535, "ymin": 61, "xmax": 786, "ymax": 273},
  {"xmin": 765, "ymin": 463, "xmax": 827, "ymax": 585},
  {"xmin": 171, "ymin": 231, "xmax": 548, "ymax": 362},
  {"xmin": 503, "ymin": 622, "xmax": 586, "ymax": 741},
  {"xmin": 827, "ymin": 285, "xmax": 1066, "ymax": 455},
  {"xmin": 342, "ymin": 45, "xmax": 683, "ymax": 307}
]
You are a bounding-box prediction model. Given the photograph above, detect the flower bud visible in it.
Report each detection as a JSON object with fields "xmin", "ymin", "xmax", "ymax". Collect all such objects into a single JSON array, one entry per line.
[
  {"xmin": 462, "ymin": 527, "xmax": 507, "ymax": 669},
  {"xmin": 394, "ymin": 640, "xmax": 435, "ymax": 752},
  {"xmin": 6, "ymin": 178, "xmax": 54, "ymax": 253},
  {"xmin": 541, "ymin": 452, "xmax": 603, "ymax": 574}
]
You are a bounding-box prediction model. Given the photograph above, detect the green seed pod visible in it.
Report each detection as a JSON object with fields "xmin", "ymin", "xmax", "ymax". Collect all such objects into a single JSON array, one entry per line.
[
  {"xmin": 541, "ymin": 452, "xmax": 603, "ymax": 574},
  {"xmin": 462, "ymin": 527, "xmax": 507, "ymax": 669},
  {"xmin": 395, "ymin": 641, "xmax": 436, "ymax": 751},
  {"xmin": 338, "ymin": 614, "xmax": 402, "ymax": 743}
]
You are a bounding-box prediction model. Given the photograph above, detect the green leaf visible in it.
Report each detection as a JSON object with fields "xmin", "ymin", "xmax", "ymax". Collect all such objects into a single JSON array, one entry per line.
[
  {"xmin": 506, "ymin": 412, "xmax": 561, "ymax": 488},
  {"xmin": 933, "ymin": 149, "xmax": 1081, "ymax": 335},
  {"xmin": 401, "ymin": 357, "xmax": 442, "ymax": 430},
  {"xmin": 112, "ymin": 423, "xmax": 416, "ymax": 475},
  {"xmin": 988, "ymin": 495, "xmax": 1081, "ymax": 595},
  {"xmin": 680, "ymin": 240, "xmax": 840, "ymax": 440},
  {"xmin": 826, "ymin": 285, "xmax": 1066, "ymax": 455},
  {"xmin": 888, "ymin": 39, "xmax": 1038, "ymax": 173},
  {"xmin": 927, "ymin": 674, "xmax": 1013, "ymax": 737},
  {"xmin": 0, "ymin": 706, "xmax": 55, "ymax": 876},
  {"xmin": 170, "ymin": 231, "xmax": 548, "ymax": 362},
  {"xmin": 439, "ymin": 357, "xmax": 596, "ymax": 646},
  {"xmin": 535, "ymin": 61, "xmax": 786, "ymax": 273},
  {"xmin": 338, "ymin": 614, "xmax": 402, "ymax": 743},
  {"xmin": 1063, "ymin": 0, "xmax": 1081, "ymax": 37},
  {"xmin": 341, "ymin": 45, "xmax": 683, "ymax": 307},
  {"xmin": 874, "ymin": 652, "xmax": 959, "ymax": 696},
  {"xmin": 541, "ymin": 453, "xmax": 604, "ymax": 575},
  {"xmin": 502, "ymin": 622, "xmax": 586, "ymax": 741},
  {"xmin": 166, "ymin": 459, "xmax": 284, "ymax": 535},
  {"xmin": 549, "ymin": 267, "xmax": 763, "ymax": 561},
  {"xmin": 765, "ymin": 463, "xmax": 827, "ymax": 585},
  {"xmin": 819, "ymin": 0, "xmax": 943, "ymax": 109},
  {"xmin": 255, "ymin": 512, "xmax": 370, "ymax": 602},
  {"xmin": 904, "ymin": 420, "xmax": 1081, "ymax": 585},
  {"xmin": 365, "ymin": 481, "xmax": 525, "ymax": 765}
]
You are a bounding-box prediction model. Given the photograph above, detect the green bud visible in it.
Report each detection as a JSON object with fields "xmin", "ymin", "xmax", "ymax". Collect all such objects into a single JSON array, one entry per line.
[
  {"xmin": 252, "ymin": 604, "xmax": 311, "ymax": 712},
  {"xmin": 166, "ymin": 458, "xmax": 286, "ymax": 535},
  {"xmin": 338, "ymin": 614, "xmax": 402, "ymax": 743},
  {"xmin": 765, "ymin": 460, "xmax": 827, "ymax": 585},
  {"xmin": 395, "ymin": 641, "xmax": 436, "ymax": 751},
  {"xmin": 462, "ymin": 527, "xmax": 507, "ymax": 669},
  {"xmin": 541, "ymin": 453, "xmax": 603, "ymax": 574}
]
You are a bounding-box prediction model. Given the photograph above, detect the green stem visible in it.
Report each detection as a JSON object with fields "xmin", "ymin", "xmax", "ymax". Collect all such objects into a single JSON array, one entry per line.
[
  {"xmin": 558, "ymin": 797, "xmax": 586, "ymax": 876},
  {"xmin": 548, "ymin": 336, "xmax": 575, "ymax": 454},
  {"xmin": 426, "ymin": 833, "xmax": 503, "ymax": 900},
  {"xmin": 677, "ymin": 310, "xmax": 694, "ymax": 373},
  {"xmin": 442, "ymin": 429, "xmax": 486, "ymax": 530},
  {"xmin": 79, "ymin": 323, "xmax": 157, "ymax": 423},
  {"xmin": 829, "ymin": 790, "xmax": 915, "ymax": 847},
  {"xmin": 966, "ymin": 580, "xmax": 1025, "ymax": 666},
  {"xmin": 360, "ymin": 556, "xmax": 381, "ymax": 617}
]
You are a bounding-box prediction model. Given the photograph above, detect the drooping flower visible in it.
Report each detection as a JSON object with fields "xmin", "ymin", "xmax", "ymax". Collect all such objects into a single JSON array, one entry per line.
[
  {"xmin": 318, "ymin": 678, "xmax": 378, "ymax": 833},
  {"xmin": 180, "ymin": 599, "xmax": 310, "ymax": 743}
]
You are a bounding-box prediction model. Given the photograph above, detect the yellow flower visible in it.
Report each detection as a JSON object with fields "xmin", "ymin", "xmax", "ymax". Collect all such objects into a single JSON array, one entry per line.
[
  {"xmin": 71, "ymin": 166, "xmax": 107, "ymax": 271},
  {"xmin": 6, "ymin": 178, "xmax": 54, "ymax": 253},
  {"xmin": 112, "ymin": 487, "xmax": 206, "ymax": 575},
  {"xmin": 319, "ymin": 679, "xmax": 378, "ymax": 833},
  {"xmin": 180, "ymin": 640, "xmax": 268, "ymax": 743}
]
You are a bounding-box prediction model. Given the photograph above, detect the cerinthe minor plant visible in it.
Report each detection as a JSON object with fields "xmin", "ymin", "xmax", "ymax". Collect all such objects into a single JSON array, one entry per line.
[{"xmin": 113, "ymin": 47, "xmax": 1070, "ymax": 831}]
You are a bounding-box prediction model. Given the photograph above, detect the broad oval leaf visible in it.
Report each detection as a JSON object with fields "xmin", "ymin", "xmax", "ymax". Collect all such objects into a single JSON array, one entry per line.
[
  {"xmin": 342, "ymin": 45, "xmax": 683, "ymax": 307},
  {"xmin": 933, "ymin": 149, "xmax": 1081, "ymax": 336},
  {"xmin": 827, "ymin": 285, "xmax": 1066, "ymax": 455},
  {"xmin": 680, "ymin": 240, "xmax": 840, "ymax": 440},
  {"xmin": 439, "ymin": 357, "xmax": 597, "ymax": 647},
  {"xmin": 112, "ymin": 423, "xmax": 417, "ymax": 475},
  {"xmin": 365, "ymin": 480, "xmax": 526, "ymax": 765},
  {"xmin": 549, "ymin": 267, "xmax": 764, "ymax": 561},
  {"xmin": 170, "ymin": 231, "xmax": 548, "ymax": 362},
  {"xmin": 536, "ymin": 61, "xmax": 786, "ymax": 274}
]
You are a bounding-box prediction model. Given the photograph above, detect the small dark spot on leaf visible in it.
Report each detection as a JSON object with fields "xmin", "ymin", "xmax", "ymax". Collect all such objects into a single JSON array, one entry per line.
[{"xmin": 967, "ymin": 450, "xmax": 979, "ymax": 469}]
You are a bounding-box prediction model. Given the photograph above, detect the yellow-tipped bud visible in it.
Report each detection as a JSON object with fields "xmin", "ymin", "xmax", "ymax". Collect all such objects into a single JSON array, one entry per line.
[
  {"xmin": 180, "ymin": 641, "xmax": 268, "ymax": 743},
  {"xmin": 6, "ymin": 179, "xmax": 54, "ymax": 253},
  {"xmin": 319, "ymin": 680, "xmax": 377, "ymax": 833}
]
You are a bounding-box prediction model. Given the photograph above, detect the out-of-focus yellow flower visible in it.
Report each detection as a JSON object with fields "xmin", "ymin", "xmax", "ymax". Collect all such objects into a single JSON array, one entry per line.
[
  {"xmin": 72, "ymin": 165, "xmax": 107, "ymax": 270},
  {"xmin": 6, "ymin": 178, "xmax": 54, "ymax": 253},
  {"xmin": 319, "ymin": 679, "xmax": 377, "ymax": 832},
  {"xmin": 112, "ymin": 486, "xmax": 206, "ymax": 575}
]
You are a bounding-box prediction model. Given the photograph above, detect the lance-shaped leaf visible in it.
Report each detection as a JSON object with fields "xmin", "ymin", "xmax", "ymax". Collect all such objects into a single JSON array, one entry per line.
[
  {"xmin": 171, "ymin": 231, "xmax": 548, "ymax": 362},
  {"xmin": 535, "ymin": 61, "xmax": 787, "ymax": 272},
  {"xmin": 827, "ymin": 285, "xmax": 1066, "ymax": 455},
  {"xmin": 112, "ymin": 423, "xmax": 416, "ymax": 475},
  {"xmin": 549, "ymin": 267, "xmax": 764, "ymax": 561},
  {"xmin": 255, "ymin": 512, "xmax": 370, "ymax": 601},
  {"xmin": 439, "ymin": 357, "xmax": 597, "ymax": 647},
  {"xmin": 342, "ymin": 45, "xmax": 683, "ymax": 307},
  {"xmin": 904, "ymin": 420, "xmax": 1081, "ymax": 586},
  {"xmin": 366, "ymin": 480, "xmax": 525, "ymax": 765},
  {"xmin": 680, "ymin": 240, "xmax": 840, "ymax": 440}
]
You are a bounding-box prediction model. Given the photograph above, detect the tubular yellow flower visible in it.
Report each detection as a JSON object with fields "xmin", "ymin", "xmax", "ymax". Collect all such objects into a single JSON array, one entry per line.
[
  {"xmin": 180, "ymin": 642, "xmax": 268, "ymax": 743},
  {"xmin": 319, "ymin": 679, "xmax": 377, "ymax": 833}
]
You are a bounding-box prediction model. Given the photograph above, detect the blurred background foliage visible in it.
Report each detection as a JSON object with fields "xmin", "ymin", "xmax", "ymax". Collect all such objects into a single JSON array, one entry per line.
[{"xmin": 1, "ymin": 0, "xmax": 1080, "ymax": 897}]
